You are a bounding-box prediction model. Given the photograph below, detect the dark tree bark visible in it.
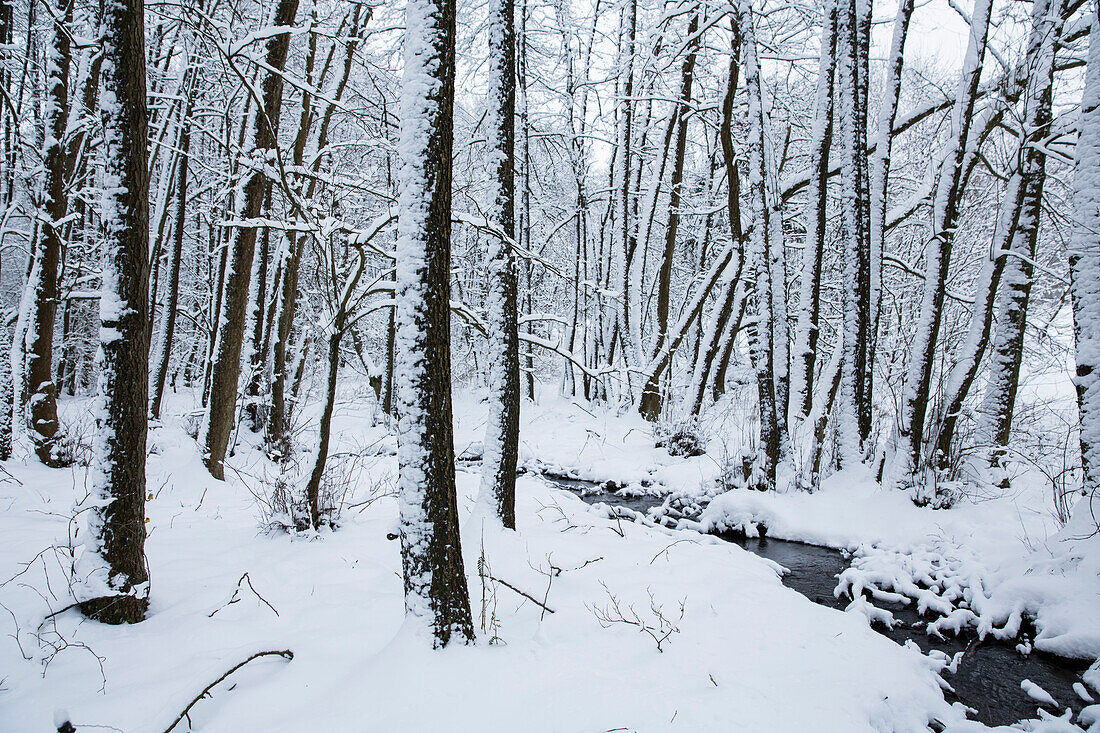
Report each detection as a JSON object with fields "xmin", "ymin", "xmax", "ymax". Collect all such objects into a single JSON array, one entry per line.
[
  {"xmin": 480, "ymin": 0, "xmax": 519, "ymax": 528},
  {"xmin": 21, "ymin": 0, "xmax": 73, "ymax": 465},
  {"xmin": 935, "ymin": 0, "xmax": 1063, "ymax": 473},
  {"xmin": 76, "ymin": 0, "xmax": 151, "ymax": 624},
  {"xmin": 895, "ymin": 0, "xmax": 992, "ymax": 497},
  {"xmin": 639, "ymin": 12, "xmax": 700, "ymax": 422},
  {"xmin": 202, "ymin": 0, "xmax": 300, "ymax": 479},
  {"xmin": 267, "ymin": 7, "xmax": 363, "ymax": 449},
  {"xmin": 395, "ymin": 0, "xmax": 474, "ymax": 646},
  {"xmin": 739, "ymin": 0, "xmax": 780, "ymax": 489},
  {"xmin": 791, "ymin": 1, "xmax": 835, "ymax": 420},
  {"xmin": 689, "ymin": 34, "xmax": 746, "ymax": 416}
]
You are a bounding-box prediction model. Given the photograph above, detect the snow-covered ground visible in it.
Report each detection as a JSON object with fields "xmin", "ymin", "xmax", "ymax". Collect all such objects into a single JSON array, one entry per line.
[{"xmin": 0, "ymin": 386, "xmax": 1096, "ymax": 731}]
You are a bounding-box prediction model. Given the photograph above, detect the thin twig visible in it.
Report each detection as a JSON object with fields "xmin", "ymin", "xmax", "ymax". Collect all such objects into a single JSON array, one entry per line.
[{"xmin": 486, "ymin": 574, "xmax": 555, "ymax": 614}]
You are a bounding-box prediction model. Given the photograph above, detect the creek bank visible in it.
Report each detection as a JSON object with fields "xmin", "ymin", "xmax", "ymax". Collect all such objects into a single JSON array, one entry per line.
[{"xmin": 535, "ymin": 471, "xmax": 1093, "ymax": 729}]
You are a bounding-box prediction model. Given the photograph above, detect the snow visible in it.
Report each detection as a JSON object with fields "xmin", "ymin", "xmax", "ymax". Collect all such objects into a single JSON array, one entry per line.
[
  {"xmin": 690, "ymin": 465, "xmax": 1100, "ymax": 661},
  {"xmin": 1022, "ymin": 679, "xmax": 1060, "ymax": 708},
  {"xmin": 0, "ymin": 389, "xmax": 978, "ymax": 732}
]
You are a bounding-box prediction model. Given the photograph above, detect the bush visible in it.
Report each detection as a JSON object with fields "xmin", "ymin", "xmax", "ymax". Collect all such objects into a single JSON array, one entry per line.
[{"xmin": 655, "ymin": 419, "xmax": 706, "ymax": 457}]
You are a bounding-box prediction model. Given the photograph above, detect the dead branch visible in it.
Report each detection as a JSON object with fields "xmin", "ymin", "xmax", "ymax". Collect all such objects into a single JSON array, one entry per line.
[{"xmin": 161, "ymin": 650, "xmax": 294, "ymax": 733}]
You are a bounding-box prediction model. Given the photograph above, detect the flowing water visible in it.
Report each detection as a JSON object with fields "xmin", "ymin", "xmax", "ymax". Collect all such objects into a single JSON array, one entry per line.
[{"xmin": 539, "ymin": 474, "xmax": 1091, "ymax": 728}]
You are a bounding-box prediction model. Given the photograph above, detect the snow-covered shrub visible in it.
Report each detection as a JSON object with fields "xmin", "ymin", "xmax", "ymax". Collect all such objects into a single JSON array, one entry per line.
[
  {"xmin": 54, "ymin": 418, "xmax": 93, "ymax": 467},
  {"xmin": 654, "ymin": 419, "xmax": 706, "ymax": 457},
  {"xmin": 714, "ymin": 445, "xmax": 759, "ymax": 492},
  {"xmin": 258, "ymin": 451, "xmax": 363, "ymax": 533}
]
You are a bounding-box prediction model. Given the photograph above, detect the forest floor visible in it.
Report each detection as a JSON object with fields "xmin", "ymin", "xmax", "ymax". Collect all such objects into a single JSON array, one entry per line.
[{"xmin": 0, "ymin": 384, "xmax": 1098, "ymax": 732}]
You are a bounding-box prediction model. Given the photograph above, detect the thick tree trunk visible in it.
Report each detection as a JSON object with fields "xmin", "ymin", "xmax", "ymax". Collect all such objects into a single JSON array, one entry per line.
[
  {"xmin": 201, "ymin": 0, "xmax": 299, "ymax": 479},
  {"xmin": 1070, "ymin": 5, "xmax": 1100, "ymax": 499},
  {"xmin": 740, "ymin": 0, "xmax": 780, "ymax": 490},
  {"xmin": 835, "ymin": 0, "xmax": 869, "ymax": 465},
  {"xmin": 479, "ymin": 0, "xmax": 519, "ymax": 528},
  {"xmin": 396, "ymin": 0, "xmax": 474, "ymax": 646},
  {"xmin": 75, "ymin": 0, "xmax": 150, "ymax": 624}
]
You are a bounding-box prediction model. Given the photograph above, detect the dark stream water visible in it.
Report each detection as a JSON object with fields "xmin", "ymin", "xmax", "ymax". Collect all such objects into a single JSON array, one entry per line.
[{"xmin": 538, "ymin": 474, "xmax": 1092, "ymax": 729}]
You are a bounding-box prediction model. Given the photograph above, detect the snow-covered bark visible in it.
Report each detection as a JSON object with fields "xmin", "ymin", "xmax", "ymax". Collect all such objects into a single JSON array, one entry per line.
[
  {"xmin": 791, "ymin": 1, "xmax": 836, "ymax": 420},
  {"xmin": 74, "ymin": 0, "xmax": 150, "ymax": 624},
  {"xmin": 689, "ymin": 38, "xmax": 746, "ymax": 417},
  {"xmin": 613, "ymin": 0, "xmax": 639, "ymax": 390},
  {"xmin": 242, "ymin": 184, "xmax": 272, "ymax": 431},
  {"xmin": 894, "ymin": 0, "xmax": 992, "ymax": 499},
  {"xmin": 935, "ymin": 0, "xmax": 1063, "ymax": 474},
  {"xmin": 396, "ymin": 0, "xmax": 474, "ymax": 645},
  {"xmin": 639, "ymin": 12, "xmax": 700, "ymax": 422},
  {"xmin": 765, "ymin": 124, "xmax": 790, "ymax": 447},
  {"xmin": 479, "ymin": 0, "xmax": 519, "ymax": 528},
  {"xmin": 19, "ymin": 0, "xmax": 73, "ymax": 465},
  {"xmin": 853, "ymin": 0, "xmax": 872, "ymax": 446},
  {"xmin": 1069, "ymin": 5, "xmax": 1100, "ymax": 498},
  {"xmin": 739, "ymin": 0, "xmax": 781, "ymax": 489},
  {"xmin": 200, "ymin": 0, "xmax": 299, "ymax": 479},
  {"xmin": 866, "ymin": 0, "xmax": 914, "ymax": 428},
  {"xmin": 834, "ymin": 0, "xmax": 864, "ymax": 466}
]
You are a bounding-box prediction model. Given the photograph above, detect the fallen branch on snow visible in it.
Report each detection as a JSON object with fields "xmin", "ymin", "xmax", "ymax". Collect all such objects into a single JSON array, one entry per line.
[{"xmin": 161, "ymin": 650, "xmax": 294, "ymax": 733}]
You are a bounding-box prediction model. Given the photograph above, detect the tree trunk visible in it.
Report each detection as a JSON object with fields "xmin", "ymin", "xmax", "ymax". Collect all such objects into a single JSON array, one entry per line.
[
  {"xmin": 21, "ymin": 0, "xmax": 73, "ymax": 465},
  {"xmin": 639, "ymin": 12, "xmax": 700, "ymax": 422},
  {"xmin": 1070, "ymin": 4, "xmax": 1100, "ymax": 499},
  {"xmin": 396, "ymin": 0, "xmax": 474, "ymax": 646},
  {"xmin": 740, "ymin": 0, "xmax": 780, "ymax": 490},
  {"xmin": 791, "ymin": 1, "xmax": 836, "ymax": 421},
  {"xmin": 201, "ymin": 0, "xmax": 300, "ymax": 479},
  {"xmin": 895, "ymin": 0, "xmax": 992, "ymax": 498},
  {"xmin": 76, "ymin": 0, "xmax": 150, "ymax": 624},
  {"xmin": 150, "ymin": 93, "xmax": 192, "ymax": 421},
  {"xmin": 936, "ymin": 0, "xmax": 1062, "ymax": 474},
  {"xmin": 267, "ymin": 6, "xmax": 363, "ymax": 449},
  {"xmin": 479, "ymin": 0, "xmax": 519, "ymax": 528}
]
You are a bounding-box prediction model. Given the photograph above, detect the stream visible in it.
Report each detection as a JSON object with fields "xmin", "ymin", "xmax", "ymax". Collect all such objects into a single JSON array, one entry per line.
[{"xmin": 536, "ymin": 473, "xmax": 1092, "ymax": 729}]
